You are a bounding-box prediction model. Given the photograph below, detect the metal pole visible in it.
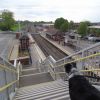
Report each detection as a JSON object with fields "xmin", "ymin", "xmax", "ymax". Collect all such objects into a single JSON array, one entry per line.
[{"xmin": 18, "ymin": 21, "xmax": 20, "ymax": 32}]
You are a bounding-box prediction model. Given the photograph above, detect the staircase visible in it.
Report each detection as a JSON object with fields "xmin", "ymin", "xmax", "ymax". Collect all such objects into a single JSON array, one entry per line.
[
  {"xmin": 14, "ymin": 64, "xmax": 70, "ymax": 100},
  {"xmin": 14, "ymin": 79, "xmax": 70, "ymax": 100},
  {"xmin": 19, "ymin": 65, "xmax": 54, "ymax": 87}
]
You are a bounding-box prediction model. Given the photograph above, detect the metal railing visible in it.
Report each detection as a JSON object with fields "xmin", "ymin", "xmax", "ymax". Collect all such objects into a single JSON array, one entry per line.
[
  {"xmin": 40, "ymin": 42, "xmax": 100, "ymax": 84},
  {"xmin": 55, "ymin": 42, "xmax": 100, "ymax": 83},
  {"xmin": 0, "ymin": 56, "xmax": 22, "ymax": 100}
]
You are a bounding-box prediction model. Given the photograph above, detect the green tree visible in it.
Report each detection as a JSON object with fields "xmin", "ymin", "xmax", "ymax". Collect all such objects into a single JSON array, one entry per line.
[
  {"xmin": 69, "ymin": 20, "xmax": 74, "ymax": 30},
  {"xmin": 54, "ymin": 17, "xmax": 65, "ymax": 29},
  {"xmin": 85, "ymin": 21, "xmax": 91, "ymax": 26},
  {"xmin": 60, "ymin": 20, "xmax": 69, "ymax": 32},
  {"xmin": 78, "ymin": 22, "xmax": 88, "ymax": 36},
  {"xmin": 95, "ymin": 29, "xmax": 100, "ymax": 36},
  {"xmin": 0, "ymin": 10, "xmax": 15, "ymax": 31}
]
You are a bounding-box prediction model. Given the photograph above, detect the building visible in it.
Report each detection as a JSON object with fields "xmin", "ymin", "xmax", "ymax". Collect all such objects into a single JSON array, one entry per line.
[
  {"xmin": 19, "ymin": 34, "xmax": 29, "ymax": 51},
  {"xmin": 88, "ymin": 25, "xmax": 100, "ymax": 36},
  {"xmin": 46, "ymin": 28, "xmax": 65, "ymax": 43}
]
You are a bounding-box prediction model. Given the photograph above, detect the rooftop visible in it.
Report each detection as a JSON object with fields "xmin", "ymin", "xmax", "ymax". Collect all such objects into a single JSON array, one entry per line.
[{"xmin": 88, "ymin": 26, "xmax": 100, "ymax": 29}]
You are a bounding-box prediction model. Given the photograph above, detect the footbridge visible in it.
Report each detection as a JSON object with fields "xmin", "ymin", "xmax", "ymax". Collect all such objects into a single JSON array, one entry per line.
[{"xmin": 0, "ymin": 36, "xmax": 100, "ymax": 100}]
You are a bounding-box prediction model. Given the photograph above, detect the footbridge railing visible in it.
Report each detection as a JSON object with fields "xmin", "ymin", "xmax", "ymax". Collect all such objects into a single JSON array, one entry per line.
[
  {"xmin": 41, "ymin": 42, "xmax": 100, "ymax": 84},
  {"xmin": 0, "ymin": 57, "xmax": 22, "ymax": 100}
]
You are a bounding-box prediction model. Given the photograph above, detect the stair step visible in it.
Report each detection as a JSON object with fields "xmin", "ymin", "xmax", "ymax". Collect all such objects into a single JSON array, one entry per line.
[
  {"xmin": 17, "ymin": 84, "xmax": 68, "ymax": 93},
  {"xmin": 16, "ymin": 86, "xmax": 68, "ymax": 97},
  {"xmin": 22, "ymin": 67, "xmax": 38, "ymax": 71},
  {"xmin": 17, "ymin": 84, "xmax": 68, "ymax": 94},
  {"xmin": 51, "ymin": 95, "xmax": 70, "ymax": 100},
  {"xmin": 22, "ymin": 65, "xmax": 33, "ymax": 69},
  {"xmin": 21, "ymin": 68, "xmax": 40, "ymax": 75},
  {"xmin": 34, "ymin": 92, "xmax": 69, "ymax": 100},
  {"xmin": 19, "ymin": 82, "xmax": 68, "ymax": 92},
  {"xmin": 19, "ymin": 79, "xmax": 68, "ymax": 90},
  {"xmin": 14, "ymin": 80, "xmax": 70, "ymax": 100},
  {"xmin": 15, "ymin": 89, "xmax": 69, "ymax": 99},
  {"xmin": 19, "ymin": 72, "xmax": 54, "ymax": 87}
]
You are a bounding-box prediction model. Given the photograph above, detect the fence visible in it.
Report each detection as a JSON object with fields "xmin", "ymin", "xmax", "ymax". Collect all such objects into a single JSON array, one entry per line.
[{"xmin": 0, "ymin": 57, "xmax": 21, "ymax": 100}]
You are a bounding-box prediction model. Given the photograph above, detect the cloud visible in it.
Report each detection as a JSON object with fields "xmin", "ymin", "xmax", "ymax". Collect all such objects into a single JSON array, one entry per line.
[{"xmin": 0, "ymin": 0, "xmax": 100, "ymax": 22}]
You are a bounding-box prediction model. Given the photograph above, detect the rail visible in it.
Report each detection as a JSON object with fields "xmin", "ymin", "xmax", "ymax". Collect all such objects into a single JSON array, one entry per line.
[
  {"xmin": 56, "ymin": 43, "xmax": 100, "ymax": 83},
  {"xmin": 0, "ymin": 56, "xmax": 22, "ymax": 100},
  {"xmin": 41, "ymin": 42, "xmax": 100, "ymax": 84}
]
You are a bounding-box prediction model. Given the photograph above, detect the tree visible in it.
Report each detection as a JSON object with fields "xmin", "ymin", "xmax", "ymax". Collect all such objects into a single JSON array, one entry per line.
[
  {"xmin": 85, "ymin": 21, "xmax": 91, "ymax": 26},
  {"xmin": 0, "ymin": 10, "xmax": 15, "ymax": 31},
  {"xmin": 69, "ymin": 20, "xmax": 74, "ymax": 30},
  {"xmin": 78, "ymin": 22, "xmax": 88, "ymax": 36},
  {"xmin": 95, "ymin": 29, "xmax": 100, "ymax": 36},
  {"xmin": 60, "ymin": 20, "xmax": 69, "ymax": 32},
  {"xmin": 54, "ymin": 17, "xmax": 65, "ymax": 29}
]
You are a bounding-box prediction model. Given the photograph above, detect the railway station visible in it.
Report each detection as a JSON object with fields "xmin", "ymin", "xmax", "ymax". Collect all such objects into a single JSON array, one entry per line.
[
  {"xmin": 0, "ymin": 31, "xmax": 100, "ymax": 100},
  {"xmin": 1, "ymin": 0, "xmax": 100, "ymax": 99}
]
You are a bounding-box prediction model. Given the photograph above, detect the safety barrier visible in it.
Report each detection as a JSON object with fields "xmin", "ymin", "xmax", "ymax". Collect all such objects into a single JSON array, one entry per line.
[
  {"xmin": 40, "ymin": 42, "xmax": 100, "ymax": 84},
  {"xmin": 0, "ymin": 56, "xmax": 22, "ymax": 100},
  {"xmin": 56, "ymin": 42, "xmax": 100, "ymax": 84}
]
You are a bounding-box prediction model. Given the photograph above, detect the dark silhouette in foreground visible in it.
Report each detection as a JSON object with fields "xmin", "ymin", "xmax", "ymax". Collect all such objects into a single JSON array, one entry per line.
[{"xmin": 64, "ymin": 63, "xmax": 100, "ymax": 100}]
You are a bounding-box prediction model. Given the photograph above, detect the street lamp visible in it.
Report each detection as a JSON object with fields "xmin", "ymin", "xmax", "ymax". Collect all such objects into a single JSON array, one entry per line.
[{"xmin": 18, "ymin": 20, "xmax": 20, "ymax": 32}]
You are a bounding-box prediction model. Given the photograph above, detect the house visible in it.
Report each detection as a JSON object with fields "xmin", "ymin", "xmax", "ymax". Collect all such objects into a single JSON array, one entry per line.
[
  {"xmin": 46, "ymin": 28, "xmax": 65, "ymax": 43},
  {"xmin": 63, "ymin": 32, "xmax": 81, "ymax": 50},
  {"xmin": 88, "ymin": 26, "xmax": 100, "ymax": 36}
]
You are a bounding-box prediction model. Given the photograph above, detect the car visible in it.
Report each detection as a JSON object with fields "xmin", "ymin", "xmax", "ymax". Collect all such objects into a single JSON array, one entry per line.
[
  {"xmin": 88, "ymin": 34, "xmax": 96, "ymax": 41},
  {"xmin": 88, "ymin": 34, "xmax": 100, "ymax": 42}
]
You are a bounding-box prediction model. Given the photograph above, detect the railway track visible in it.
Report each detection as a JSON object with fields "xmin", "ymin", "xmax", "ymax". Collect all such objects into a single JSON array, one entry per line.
[{"xmin": 32, "ymin": 34, "xmax": 68, "ymax": 61}]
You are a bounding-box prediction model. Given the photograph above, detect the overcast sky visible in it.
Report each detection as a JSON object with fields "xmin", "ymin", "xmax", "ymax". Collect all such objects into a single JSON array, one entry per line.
[{"xmin": 0, "ymin": 0, "xmax": 100, "ymax": 22}]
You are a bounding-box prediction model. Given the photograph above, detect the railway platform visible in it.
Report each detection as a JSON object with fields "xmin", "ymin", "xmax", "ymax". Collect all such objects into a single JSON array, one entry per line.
[
  {"xmin": 41, "ymin": 34, "xmax": 75, "ymax": 56},
  {"xmin": 41, "ymin": 33, "xmax": 95, "ymax": 56}
]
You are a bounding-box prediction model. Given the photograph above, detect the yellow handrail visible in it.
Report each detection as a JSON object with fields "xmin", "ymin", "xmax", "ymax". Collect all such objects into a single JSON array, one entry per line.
[
  {"xmin": 56, "ymin": 52, "xmax": 100, "ymax": 68},
  {"xmin": 0, "ymin": 80, "xmax": 18, "ymax": 92},
  {"xmin": 0, "ymin": 64, "xmax": 17, "ymax": 74},
  {"xmin": 55, "ymin": 69, "xmax": 100, "ymax": 74},
  {"xmin": 81, "ymin": 69, "xmax": 100, "ymax": 72}
]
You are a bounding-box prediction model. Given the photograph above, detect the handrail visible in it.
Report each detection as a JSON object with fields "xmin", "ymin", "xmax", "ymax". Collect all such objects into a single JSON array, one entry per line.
[
  {"xmin": 80, "ymin": 69, "xmax": 100, "ymax": 72},
  {"xmin": 0, "ymin": 80, "xmax": 18, "ymax": 92},
  {"xmin": 54, "ymin": 69, "xmax": 100, "ymax": 74},
  {"xmin": 55, "ymin": 52, "xmax": 100, "ymax": 68},
  {"xmin": 0, "ymin": 56, "xmax": 15, "ymax": 68},
  {"xmin": 0, "ymin": 61, "xmax": 22, "ymax": 92},
  {"xmin": 0, "ymin": 63, "xmax": 17, "ymax": 73},
  {"xmin": 57, "ymin": 42, "xmax": 100, "ymax": 62},
  {"xmin": 46, "ymin": 53, "xmax": 100, "ymax": 81}
]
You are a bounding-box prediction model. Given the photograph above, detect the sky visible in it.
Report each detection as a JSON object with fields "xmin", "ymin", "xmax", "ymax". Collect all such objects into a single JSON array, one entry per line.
[{"xmin": 0, "ymin": 0, "xmax": 100, "ymax": 22}]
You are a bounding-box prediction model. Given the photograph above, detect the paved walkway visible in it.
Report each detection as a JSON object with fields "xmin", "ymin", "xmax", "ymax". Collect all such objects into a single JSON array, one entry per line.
[
  {"xmin": 29, "ymin": 39, "xmax": 46, "ymax": 67},
  {"xmin": 0, "ymin": 33, "xmax": 15, "ymax": 59},
  {"xmin": 9, "ymin": 40, "xmax": 19, "ymax": 61}
]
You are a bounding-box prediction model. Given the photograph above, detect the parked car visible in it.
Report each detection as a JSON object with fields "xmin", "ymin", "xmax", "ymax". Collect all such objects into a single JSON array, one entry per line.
[{"xmin": 88, "ymin": 34, "xmax": 100, "ymax": 42}]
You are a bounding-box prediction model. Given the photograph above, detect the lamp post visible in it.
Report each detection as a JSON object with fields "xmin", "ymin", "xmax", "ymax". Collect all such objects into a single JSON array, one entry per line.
[{"xmin": 18, "ymin": 20, "xmax": 20, "ymax": 32}]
